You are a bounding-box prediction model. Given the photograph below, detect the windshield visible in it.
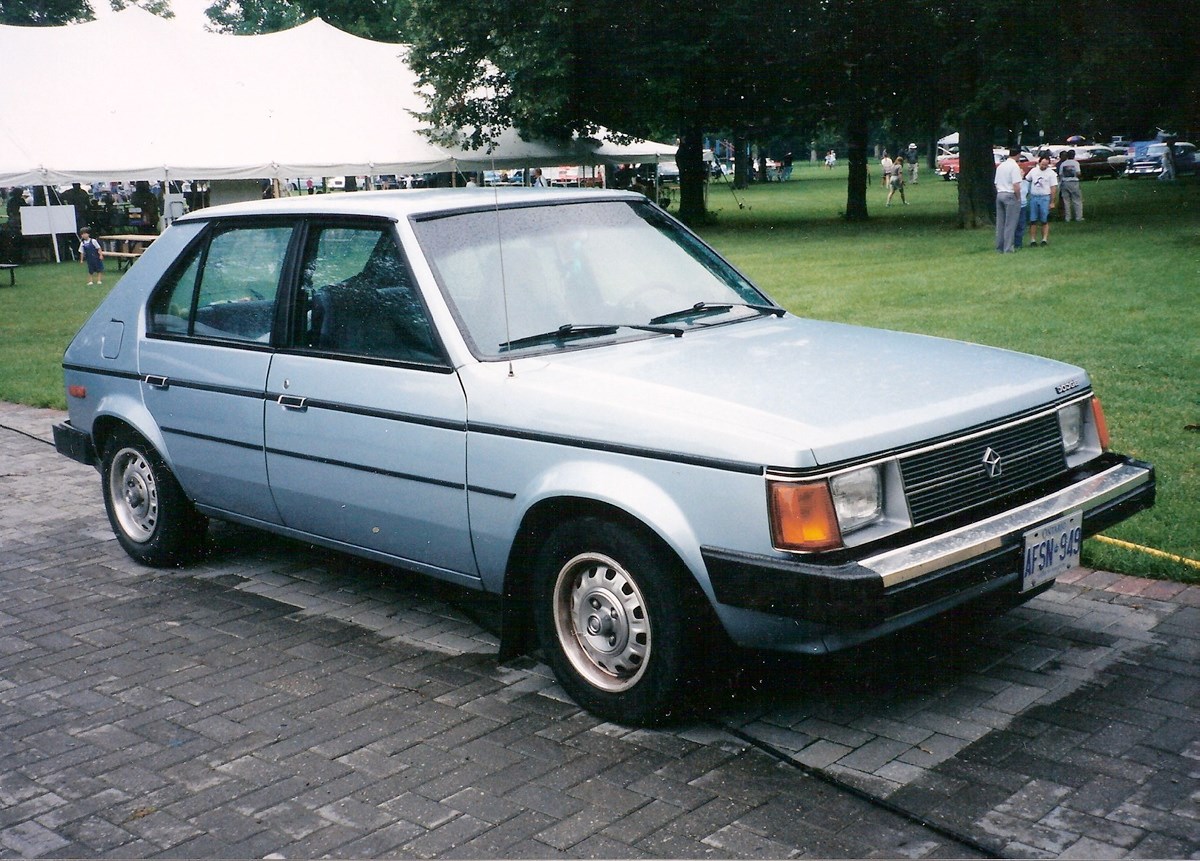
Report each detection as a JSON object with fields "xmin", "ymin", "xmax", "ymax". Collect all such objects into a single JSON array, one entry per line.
[{"xmin": 411, "ymin": 199, "xmax": 771, "ymax": 358}]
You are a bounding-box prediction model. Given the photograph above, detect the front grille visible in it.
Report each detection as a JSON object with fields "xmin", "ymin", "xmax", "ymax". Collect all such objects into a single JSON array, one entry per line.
[{"xmin": 899, "ymin": 413, "xmax": 1067, "ymax": 525}]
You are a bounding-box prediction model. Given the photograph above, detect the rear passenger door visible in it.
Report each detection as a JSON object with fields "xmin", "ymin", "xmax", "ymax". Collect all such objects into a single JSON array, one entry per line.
[
  {"xmin": 263, "ymin": 220, "xmax": 477, "ymax": 585},
  {"xmin": 141, "ymin": 221, "xmax": 295, "ymax": 525}
]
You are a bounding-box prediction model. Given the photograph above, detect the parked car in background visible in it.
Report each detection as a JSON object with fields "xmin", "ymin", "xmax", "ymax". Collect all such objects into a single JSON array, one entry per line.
[
  {"xmin": 1125, "ymin": 141, "xmax": 1198, "ymax": 177},
  {"xmin": 53, "ymin": 189, "xmax": 1156, "ymax": 725},
  {"xmin": 937, "ymin": 148, "xmax": 1032, "ymax": 181},
  {"xmin": 1073, "ymin": 145, "xmax": 1126, "ymax": 178},
  {"xmin": 634, "ymin": 161, "xmax": 681, "ymax": 183}
]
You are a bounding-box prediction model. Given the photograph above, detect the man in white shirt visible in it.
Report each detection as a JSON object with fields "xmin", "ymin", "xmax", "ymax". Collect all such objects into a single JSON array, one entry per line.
[
  {"xmin": 994, "ymin": 147, "xmax": 1024, "ymax": 253},
  {"xmin": 1026, "ymin": 154, "xmax": 1059, "ymax": 246}
]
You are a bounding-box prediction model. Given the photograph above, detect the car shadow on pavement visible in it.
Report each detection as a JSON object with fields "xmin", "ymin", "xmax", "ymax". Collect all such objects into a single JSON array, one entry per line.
[
  {"xmin": 193, "ymin": 519, "xmax": 1070, "ymax": 728},
  {"xmin": 690, "ymin": 598, "xmax": 1085, "ymax": 725}
]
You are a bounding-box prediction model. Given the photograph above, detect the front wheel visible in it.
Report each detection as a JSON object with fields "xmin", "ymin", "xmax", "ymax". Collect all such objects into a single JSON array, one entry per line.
[
  {"xmin": 101, "ymin": 430, "xmax": 206, "ymax": 567},
  {"xmin": 533, "ymin": 517, "xmax": 702, "ymax": 725}
]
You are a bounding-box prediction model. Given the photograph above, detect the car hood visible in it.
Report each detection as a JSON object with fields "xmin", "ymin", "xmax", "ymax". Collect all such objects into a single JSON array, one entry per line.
[{"xmin": 460, "ymin": 315, "xmax": 1087, "ymax": 469}]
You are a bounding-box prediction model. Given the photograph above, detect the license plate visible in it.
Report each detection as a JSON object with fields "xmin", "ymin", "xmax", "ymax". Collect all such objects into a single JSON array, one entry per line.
[{"xmin": 1021, "ymin": 511, "xmax": 1083, "ymax": 592}]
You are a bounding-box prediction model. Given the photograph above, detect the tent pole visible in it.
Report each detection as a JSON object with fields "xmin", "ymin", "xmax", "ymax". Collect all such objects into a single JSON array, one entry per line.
[{"xmin": 44, "ymin": 185, "xmax": 62, "ymax": 263}]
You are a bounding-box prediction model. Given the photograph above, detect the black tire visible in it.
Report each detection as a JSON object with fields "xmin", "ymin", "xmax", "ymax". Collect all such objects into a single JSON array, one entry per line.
[
  {"xmin": 532, "ymin": 516, "xmax": 702, "ymax": 726},
  {"xmin": 100, "ymin": 430, "xmax": 206, "ymax": 567}
]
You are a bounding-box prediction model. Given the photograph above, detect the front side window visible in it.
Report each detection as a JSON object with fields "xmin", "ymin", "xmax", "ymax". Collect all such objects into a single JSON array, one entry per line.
[
  {"xmin": 149, "ymin": 224, "xmax": 292, "ymax": 343},
  {"xmin": 298, "ymin": 224, "xmax": 439, "ymax": 364}
]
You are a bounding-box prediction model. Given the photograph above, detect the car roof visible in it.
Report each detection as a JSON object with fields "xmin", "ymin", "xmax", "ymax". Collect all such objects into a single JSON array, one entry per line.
[{"xmin": 176, "ymin": 187, "xmax": 641, "ymax": 223}]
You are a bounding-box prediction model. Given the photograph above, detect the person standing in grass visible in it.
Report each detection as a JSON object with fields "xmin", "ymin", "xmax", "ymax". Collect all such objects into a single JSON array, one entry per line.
[
  {"xmin": 1026, "ymin": 154, "xmax": 1059, "ymax": 246},
  {"xmin": 1013, "ymin": 171, "xmax": 1032, "ymax": 249},
  {"xmin": 78, "ymin": 228, "xmax": 104, "ymax": 286},
  {"xmin": 1159, "ymin": 141, "xmax": 1176, "ymax": 181},
  {"xmin": 994, "ymin": 147, "xmax": 1023, "ymax": 253},
  {"xmin": 886, "ymin": 155, "xmax": 908, "ymax": 206},
  {"xmin": 1058, "ymin": 149, "xmax": 1083, "ymax": 221}
]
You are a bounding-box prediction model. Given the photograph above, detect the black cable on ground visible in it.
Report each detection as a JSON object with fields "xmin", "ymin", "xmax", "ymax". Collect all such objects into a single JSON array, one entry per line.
[
  {"xmin": 715, "ymin": 721, "xmax": 1005, "ymax": 859},
  {"xmin": 0, "ymin": 423, "xmax": 54, "ymax": 446}
]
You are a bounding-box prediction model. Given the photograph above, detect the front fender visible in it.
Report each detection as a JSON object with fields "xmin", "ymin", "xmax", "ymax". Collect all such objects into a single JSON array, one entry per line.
[
  {"xmin": 469, "ymin": 453, "xmax": 708, "ymax": 597},
  {"xmin": 526, "ymin": 458, "xmax": 704, "ymax": 577}
]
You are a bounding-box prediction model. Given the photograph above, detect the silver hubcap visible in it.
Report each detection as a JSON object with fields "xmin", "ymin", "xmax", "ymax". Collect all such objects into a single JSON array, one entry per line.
[
  {"xmin": 553, "ymin": 552, "xmax": 651, "ymax": 692},
  {"xmin": 109, "ymin": 447, "xmax": 159, "ymax": 544}
]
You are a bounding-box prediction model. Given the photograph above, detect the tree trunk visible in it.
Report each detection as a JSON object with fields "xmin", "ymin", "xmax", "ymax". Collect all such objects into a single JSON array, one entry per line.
[
  {"xmin": 844, "ymin": 108, "xmax": 870, "ymax": 222},
  {"xmin": 676, "ymin": 126, "xmax": 707, "ymax": 224},
  {"xmin": 956, "ymin": 112, "xmax": 995, "ymax": 228},
  {"xmin": 733, "ymin": 134, "xmax": 749, "ymax": 189}
]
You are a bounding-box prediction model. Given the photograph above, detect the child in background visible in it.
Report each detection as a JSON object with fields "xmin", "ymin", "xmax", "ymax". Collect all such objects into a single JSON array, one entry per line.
[
  {"xmin": 78, "ymin": 228, "xmax": 105, "ymax": 286},
  {"xmin": 1014, "ymin": 172, "xmax": 1032, "ymax": 249}
]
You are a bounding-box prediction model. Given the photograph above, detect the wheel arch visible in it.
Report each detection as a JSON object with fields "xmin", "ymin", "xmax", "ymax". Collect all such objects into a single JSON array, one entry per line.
[
  {"xmin": 88, "ymin": 396, "xmax": 173, "ymax": 472},
  {"xmin": 498, "ymin": 494, "xmax": 706, "ymax": 662}
]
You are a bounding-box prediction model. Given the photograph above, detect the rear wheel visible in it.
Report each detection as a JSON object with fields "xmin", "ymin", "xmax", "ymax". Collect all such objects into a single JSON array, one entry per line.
[
  {"xmin": 101, "ymin": 430, "xmax": 206, "ymax": 566},
  {"xmin": 533, "ymin": 516, "xmax": 700, "ymax": 725}
]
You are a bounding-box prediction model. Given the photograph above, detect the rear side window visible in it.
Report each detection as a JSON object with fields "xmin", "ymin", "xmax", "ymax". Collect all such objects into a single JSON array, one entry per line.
[
  {"xmin": 298, "ymin": 224, "xmax": 439, "ymax": 364},
  {"xmin": 149, "ymin": 224, "xmax": 293, "ymax": 343}
]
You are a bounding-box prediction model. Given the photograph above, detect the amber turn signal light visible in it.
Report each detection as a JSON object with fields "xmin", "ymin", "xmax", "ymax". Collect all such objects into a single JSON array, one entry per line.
[
  {"xmin": 68, "ymin": 385, "xmax": 87, "ymax": 399},
  {"xmin": 1091, "ymin": 396, "xmax": 1110, "ymax": 450},
  {"xmin": 768, "ymin": 480, "xmax": 843, "ymax": 552}
]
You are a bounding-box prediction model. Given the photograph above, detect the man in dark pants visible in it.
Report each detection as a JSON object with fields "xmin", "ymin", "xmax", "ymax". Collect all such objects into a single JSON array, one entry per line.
[{"xmin": 994, "ymin": 148, "xmax": 1023, "ymax": 253}]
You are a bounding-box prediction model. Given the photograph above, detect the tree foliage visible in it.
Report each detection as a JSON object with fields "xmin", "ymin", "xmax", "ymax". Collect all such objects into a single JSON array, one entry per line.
[
  {"xmin": 404, "ymin": 0, "xmax": 818, "ymax": 222},
  {"xmin": 204, "ymin": 0, "xmax": 409, "ymax": 37},
  {"xmin": 9, "ymin": 0, "xmax": 1188, "ymax": 229},
  {"xmin": 0, "ymin": 0, "xmax": 93, "ymax": 24}
]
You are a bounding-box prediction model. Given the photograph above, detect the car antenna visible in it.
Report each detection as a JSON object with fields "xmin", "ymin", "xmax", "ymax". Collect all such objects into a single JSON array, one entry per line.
[{"xmin": 491, "ymin": 158, "xmax": 516, "ymax": 377}]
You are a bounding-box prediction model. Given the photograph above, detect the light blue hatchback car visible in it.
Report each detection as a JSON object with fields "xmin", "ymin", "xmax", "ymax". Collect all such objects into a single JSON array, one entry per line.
[{"xmin": 54, "ymin": 189, "xmax": 1155, "ymax": 724}]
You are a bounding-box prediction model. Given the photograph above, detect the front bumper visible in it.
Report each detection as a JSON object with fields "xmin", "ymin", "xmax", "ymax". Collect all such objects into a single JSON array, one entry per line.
[{"xmin": 703, "ymin": 455, "xmax": 1155, "ymax": 634}]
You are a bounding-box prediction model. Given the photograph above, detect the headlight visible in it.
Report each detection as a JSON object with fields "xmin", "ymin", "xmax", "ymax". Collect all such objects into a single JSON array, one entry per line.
[
  {"xmin": 768, "ymin": 465, "xmax": 883, "ymax": 552},
  {"xmin": 1057, "ymin": 402, "xmax": 1086, "ymax": 453},
  {"xmin": 830, "ymin": 467, "xmax": 883, "ymax": 532}
]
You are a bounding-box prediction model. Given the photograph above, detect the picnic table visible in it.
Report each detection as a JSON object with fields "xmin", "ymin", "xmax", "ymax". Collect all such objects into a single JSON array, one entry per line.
[
  {"xmin": 0, "ymin": 263, "xmax": 16, "ymax": 286},
  {"xmin": 98, "ymin": 234, "xmax": 157, "ymax": 271}
]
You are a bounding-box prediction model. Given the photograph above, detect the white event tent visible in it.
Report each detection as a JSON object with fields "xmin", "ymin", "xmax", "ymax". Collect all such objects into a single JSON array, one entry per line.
[{"xmin": 0, "ymin": 9, "xmax": 676, "ymax": 187}]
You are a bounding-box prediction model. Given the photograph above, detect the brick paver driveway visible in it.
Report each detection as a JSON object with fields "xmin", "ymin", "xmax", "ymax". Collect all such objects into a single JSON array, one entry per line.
[{"xmin": 3, "ymin": 403, "xmax": 1198, "ymax": 858}]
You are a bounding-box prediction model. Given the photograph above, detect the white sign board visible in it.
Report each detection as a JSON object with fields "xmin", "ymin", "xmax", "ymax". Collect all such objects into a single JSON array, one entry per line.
[{"xmin": 20, "ymin": 204, "xmax": 78, "ymax": 236}]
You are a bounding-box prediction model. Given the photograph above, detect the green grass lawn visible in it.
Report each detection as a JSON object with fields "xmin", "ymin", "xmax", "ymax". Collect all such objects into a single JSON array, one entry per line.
[{"xmin": 1, "ymin": 169, "xmax": 1196, "ymax": 581}]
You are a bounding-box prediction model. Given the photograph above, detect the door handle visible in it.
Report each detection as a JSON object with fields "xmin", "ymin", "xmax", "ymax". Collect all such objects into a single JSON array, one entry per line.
[
  {"xmin": 143, "ymin": 374, "xmax": 169, "ymax": 389},
  {"xmin": 277, "ymin": 395, "xmax": 308, "ymax": 411}
]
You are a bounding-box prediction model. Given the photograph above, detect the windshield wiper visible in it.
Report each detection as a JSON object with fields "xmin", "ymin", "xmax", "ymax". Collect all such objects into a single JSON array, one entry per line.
[
  {"xmin": 649, "ymin": 301, "xmax": 785, "ymax": 326},
  {"xmin": 499, "ymin": 322, "xmax": 683, "ymax": 352}
]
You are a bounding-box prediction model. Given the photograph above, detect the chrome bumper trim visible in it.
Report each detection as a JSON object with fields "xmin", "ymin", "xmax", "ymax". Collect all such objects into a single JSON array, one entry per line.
[{"xmin": 865, "ymin": 461, "xmax": 1153, "ymax": 588}]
